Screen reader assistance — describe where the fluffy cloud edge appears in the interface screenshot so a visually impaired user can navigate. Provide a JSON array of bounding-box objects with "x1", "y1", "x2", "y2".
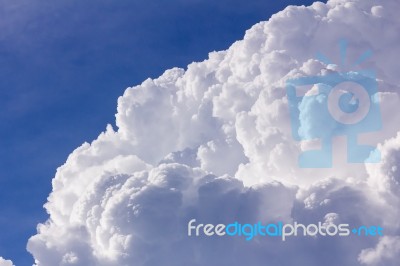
[
  {"x1": 0, "y1": 257, "x2": 14, "y2": 266},
  {"x1": 26, "y1": 0, "x2": 400, "y2": 265}
]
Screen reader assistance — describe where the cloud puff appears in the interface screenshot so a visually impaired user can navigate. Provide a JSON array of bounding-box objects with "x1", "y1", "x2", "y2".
[
  {"x1": 358, "y1": 236, "x2": 400, "y2": 266},
  {"x1": 0, "y1": 257, "x2": 14, "y2": 266},
  {"x1": 28, "y1": 0, "x2": 400, "y2": 265}
]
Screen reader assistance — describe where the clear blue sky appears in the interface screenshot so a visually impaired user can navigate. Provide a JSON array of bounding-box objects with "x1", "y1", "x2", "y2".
[{"x1": 0, "y1": 0, "x2": 317, "y2": 264}]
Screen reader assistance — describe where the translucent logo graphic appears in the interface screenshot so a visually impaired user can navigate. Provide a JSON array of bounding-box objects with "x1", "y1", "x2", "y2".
[{"x1": 286, "y1": 40, "x2": 381, "y2": 168}]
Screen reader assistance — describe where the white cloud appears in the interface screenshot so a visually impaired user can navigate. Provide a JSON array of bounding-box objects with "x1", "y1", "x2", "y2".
[
  {"x1": 28, "y1": 0, "x2": 400, "y2": 265},
  {"x1": 0, "y1": 257, "x2": 14, "y2": 266},
  {"x1": 358, "y1": 236, "x2": 400, "y2": 266}
]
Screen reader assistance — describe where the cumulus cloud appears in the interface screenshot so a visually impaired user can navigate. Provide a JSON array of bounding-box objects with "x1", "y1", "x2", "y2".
[
  {"x1": 28, "y1": 0, "x2": 400, "y2": 265},
  {"x1": 358, "y1": 236, "x2": 400, "y2": 266},
  {"x1": 0, "y1": 257, "x2": 14, "y2": 266}
]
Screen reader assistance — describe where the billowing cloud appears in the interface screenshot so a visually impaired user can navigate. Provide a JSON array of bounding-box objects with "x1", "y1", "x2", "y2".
[{"x1": 28, "y1": 0, "x2": 400, "y2": 265}]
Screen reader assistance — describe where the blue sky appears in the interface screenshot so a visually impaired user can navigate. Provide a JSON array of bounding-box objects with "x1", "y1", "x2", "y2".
[{"x1": 0, "y1": 0, "x2": 318, "y2": 264}]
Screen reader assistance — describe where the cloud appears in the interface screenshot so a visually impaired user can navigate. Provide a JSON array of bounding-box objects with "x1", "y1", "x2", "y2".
[
  {"x1": 28, "y1": 0, "x2": 400, "y2": 265},
  {"x1": 358, "y1": 236, "x2": 400, "y2": 266},
  {"x1": 0, "y1": 257, "x2": 14, "y2": 266}
]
